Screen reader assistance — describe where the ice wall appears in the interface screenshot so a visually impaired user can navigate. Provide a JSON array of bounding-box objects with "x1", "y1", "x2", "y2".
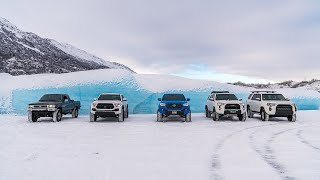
[{"x1": 1, "y1": 69, "x2": 320, "y2": 115}]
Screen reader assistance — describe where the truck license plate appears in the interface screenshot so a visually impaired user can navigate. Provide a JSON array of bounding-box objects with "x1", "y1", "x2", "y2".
[
  {"x1": 230, "y1": 110, "x2": 236, "y2": 113},
  {"x1": 171, "y1": 111, "x2": 177, "y2": 115}
]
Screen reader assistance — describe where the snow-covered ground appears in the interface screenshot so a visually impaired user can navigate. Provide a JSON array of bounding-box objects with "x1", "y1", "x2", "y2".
[{"x1": 1, "y1": 111, "x2": 319, "y2": 180}]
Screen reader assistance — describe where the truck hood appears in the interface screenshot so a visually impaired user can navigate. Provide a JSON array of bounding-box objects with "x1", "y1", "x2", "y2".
[
  {"x1": 161, "y1": 100, "x2": 188, "y2": 104},
  {"x1": 29, "y1": 102, "x2": 62, "y2": 106},
  {"x1": 216, "y1": 100, "x2": 243, "y2": 104},
  {"x1": 262, "y1": 100, "x2": 295, "y2": 105},
  {"x1": 93, "y1": 100, "x2": 122, "y2": 104}
]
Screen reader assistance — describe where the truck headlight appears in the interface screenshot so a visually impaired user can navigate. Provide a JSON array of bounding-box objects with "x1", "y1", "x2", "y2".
[
  {"x1": 47, "y1": 105, "x2": 56, "y2": 108},
  {"x1": 160, "y1": 103, "x2": 166, "y2": 106},
  {"x1": 114, "y1": 103, "x2": 122, "y2": 107},
  {"x1": 217, "y1": 103, "x2": 225, "y2": 106},
  {"x1": 29, "y1": 105, "x2": 34, "y2": 108},
  {"x1": 92, "y1": 103, "x2": 98, "y2": 108},
  {"x1": 183, "y1": 103, "x2": 189, "y2": 107}
]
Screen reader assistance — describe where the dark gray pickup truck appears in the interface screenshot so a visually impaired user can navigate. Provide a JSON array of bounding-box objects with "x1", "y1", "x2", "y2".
[{"x1": 28, "y1": 94, "x2": 81, "y2": 122}]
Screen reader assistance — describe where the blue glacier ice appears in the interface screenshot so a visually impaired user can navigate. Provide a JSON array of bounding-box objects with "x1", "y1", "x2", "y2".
[{"x1": 11, "y1": 82, "x2": 320, "y2": 115}]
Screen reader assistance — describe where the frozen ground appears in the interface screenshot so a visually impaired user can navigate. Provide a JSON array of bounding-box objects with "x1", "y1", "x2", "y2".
[{"x1": 0, "y1": 111, "x2": 320, "y2": 180}]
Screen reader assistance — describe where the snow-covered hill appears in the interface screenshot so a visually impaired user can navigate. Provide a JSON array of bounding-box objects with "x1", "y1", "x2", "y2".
[
  {"x1": 0, "y1": 17, "x2": 133, "y2": 75},
  {"x1": 230, "y1": 79, "x2": 320, "y2": 92}
]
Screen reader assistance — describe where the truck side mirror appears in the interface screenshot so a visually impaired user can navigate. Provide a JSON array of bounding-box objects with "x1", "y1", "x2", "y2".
[
  {"x1": 158, "y1": 98, "x2": 162, "y2": 101},
  {"x1": 123, "y1": 98, "x2": 127, "y2": 101},
  {"x1": 239, "y1": 98, "x2": 242, "y2": 101},
  {"x1": 209, "y1": 98, "x2": 214, "y2": 101},
  {"x1": 285, "y1": 98, "x2": 290, "y2": 101},
  {"x1": 93, "y1": 98, "x2": 97, "y2": 101},
  {"x1": 186, "y1": 98, "x2": 190, "y2": 101}
]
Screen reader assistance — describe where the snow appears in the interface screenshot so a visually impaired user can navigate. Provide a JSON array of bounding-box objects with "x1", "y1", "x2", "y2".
[
  {"x1": 1, "y1": 69, "x2": 320, "y2": 115},
  {"x1": 0, "y1": 111, "x2": 320, "y2": 180},
  {"x1": 50, "y1": 40, "x2": 119, "y2": 68},
  {"x1": 15, "y1": 41, "x2": 43, "y2": 54}
]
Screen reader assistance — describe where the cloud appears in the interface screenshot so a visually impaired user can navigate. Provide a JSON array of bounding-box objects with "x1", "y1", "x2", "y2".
[{"x1": 1, "y1": 0, "x2": 320, "y2": 81}]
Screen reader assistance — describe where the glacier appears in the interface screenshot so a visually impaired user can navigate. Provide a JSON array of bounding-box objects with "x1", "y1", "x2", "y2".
[{"x1": 1, "y1": 69, "x2": 320, "y2": 115}]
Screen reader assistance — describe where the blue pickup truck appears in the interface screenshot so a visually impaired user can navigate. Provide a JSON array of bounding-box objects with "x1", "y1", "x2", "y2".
[{"x1": 157, "y1": 94, "x2": 191, "y2": 122}]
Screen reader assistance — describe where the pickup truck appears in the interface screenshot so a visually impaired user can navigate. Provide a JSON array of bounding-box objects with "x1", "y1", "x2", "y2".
[
  {"x1": 28, "y1": 94, "x2": 81, "y2": 122},
  {"x1": 157, "y1": 94, "x2": 191, "y2": 122},
  {"x1": 90, "y1": 93, "x2": 129, "y2": 122}
]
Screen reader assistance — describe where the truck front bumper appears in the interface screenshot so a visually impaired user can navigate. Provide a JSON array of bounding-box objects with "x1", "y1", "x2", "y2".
[
  {"x1": 159, "y1": 108, "x2": 190, "y2": 116},
  {"x1": 91, "y1": 107, "x2": 122, "y2": 117}
]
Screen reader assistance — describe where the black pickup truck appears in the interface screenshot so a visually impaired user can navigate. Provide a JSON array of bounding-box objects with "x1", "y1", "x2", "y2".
[{"x1": 28, "y1": 94, "x2": 81, "y2": 122}]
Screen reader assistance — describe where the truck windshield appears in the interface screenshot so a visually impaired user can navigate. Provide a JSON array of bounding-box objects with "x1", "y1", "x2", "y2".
[
  {"x1": 98, "y1": 94, "x2": 121, "y2": 101},
  {"x1": 262, "y1": 94, "x2": 286, "y2": 101},
  {"x1": 162, "y1": 94, "x2": 186, "y2": 101},
  {"x1": 216, "y1": 94, "x2": 238, "y2": 100},
  {"x1": 39, "y1": 94, "x2": 63, "y2": 102}
]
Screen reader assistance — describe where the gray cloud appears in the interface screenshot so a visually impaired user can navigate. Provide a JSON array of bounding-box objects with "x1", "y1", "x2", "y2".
[{"x1": 1, "y1": 0, "x2": 320, "y2": 81}]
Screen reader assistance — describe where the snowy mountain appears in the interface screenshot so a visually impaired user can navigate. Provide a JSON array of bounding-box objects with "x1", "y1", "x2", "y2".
[
  {"x1": 0, "y1": 17, "x2": 134, "y2": 75},
  {"x1": 229, "y1": 79, "x2": 320, "y2": 92}
]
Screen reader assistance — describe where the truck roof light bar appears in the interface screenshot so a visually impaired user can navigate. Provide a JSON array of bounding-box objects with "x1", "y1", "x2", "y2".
[
  {"x1": 250, "y1": 90, "x2": 276, "y2": 93},
  {"x1": 211, "y1": 91, "x2": 230, "y2": 94}
]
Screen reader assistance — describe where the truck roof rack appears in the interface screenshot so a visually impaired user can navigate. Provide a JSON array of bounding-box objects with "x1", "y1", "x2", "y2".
[
  {"x1": 250, "y1": 90, "x2": 276, "y2": 93},
  {"x1": 211, "y1": 91, "x2": 230, "y2": 94}
]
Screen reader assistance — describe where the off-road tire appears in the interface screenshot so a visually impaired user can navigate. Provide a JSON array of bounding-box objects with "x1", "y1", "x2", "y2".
[
  {"x1": 185, "y1": 111, "x2": 192, "y2": 122},
  {"x1": 118, "y1": 109, "x2": 124, "y2": 122},
  {"x1": 261, "y1": 109, "x2": 269, "y2": 121},
  {"x1": 53, "y1": 109, "x2": 62, "y2": 122},
  {"x1": 288, "y1": 114, "x2": 297, "y2": 122},
  {"x1": 157, "y1": 111, "x2": 163, "y2": 122},
  {"x1": 90, "y1": 113, "x2": 97, "y2": 122},
  {"x1": 72, "y1": 107, "x2": 79, "y2": 118},
  {"x1": 28, "y1": 112, "x2": 38, "y2": 122}
]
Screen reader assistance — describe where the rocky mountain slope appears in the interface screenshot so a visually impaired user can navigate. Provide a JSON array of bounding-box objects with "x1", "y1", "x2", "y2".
[{"x1": 0, "y1": 17, "x2": 133, "y2": 75}]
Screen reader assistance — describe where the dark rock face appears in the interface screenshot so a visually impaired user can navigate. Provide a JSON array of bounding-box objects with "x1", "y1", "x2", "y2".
[{"x1": 0, "y1": 17, "x2": 133, "y2": 76}]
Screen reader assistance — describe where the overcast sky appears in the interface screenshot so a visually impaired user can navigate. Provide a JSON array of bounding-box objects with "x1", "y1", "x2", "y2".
[{"x1": 1, "y1": 0, "x2": 320, "y2": 83}]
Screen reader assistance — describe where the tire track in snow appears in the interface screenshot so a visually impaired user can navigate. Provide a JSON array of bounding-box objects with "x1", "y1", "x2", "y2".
[
  {"x1": 211, "y1": 123, "x2": 277, "y2": 180},
  {"x1": 296, "y1": 129, "x2": 320, "y2": 151},
  {"x1": 249, "y1": 125, "x2": 310, "y2": 180}
]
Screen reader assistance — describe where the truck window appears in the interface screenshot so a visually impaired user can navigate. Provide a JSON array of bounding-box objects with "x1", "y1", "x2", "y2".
[
  {"x1": 39, "y1": 94, "x2": 63, "y2": 102},
  {"x1": 162, "y1": 94, "x2": 186, "y2": 101},
  {"x1": 248, "y1": 94, "x2": 253, "y2": 99},
  {"x1": 98, "y1": 94, "x2": 121, "y2": 101}
]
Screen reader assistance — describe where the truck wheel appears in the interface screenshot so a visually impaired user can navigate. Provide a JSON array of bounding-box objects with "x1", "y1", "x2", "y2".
[
  {"x1": 90, "y1": 113, "x2": 97, "y2": 122},
  {"x1": 28, "y1": 112, "x2": 38, "y2": 122},
  {"x1": 288, "y1": 114, "x2": 296, "y2": 122},
  {"x1": 118, "y1": 109, "x2": 124, "y2": 122},
  {"x1": 238, "y1": 113, "x2": 247, "y2": 121},
  {"x1": 205, "y1": 107, "x2": 211, "y2": 118},
  {"x1": 157, "y1": 111, "x2": 163, "y2": 122},
  {"x1": 125, "y1": 106, "x2": 129, "y2": 118},
  {"x1": 185, "y1": 111, "x2": 192, "y2": 122},
  {"x1": 247, "y1": 106, "x2": 254, "y2": 118},
  {"x1": 261, "y1": 109, "x2": 269, "y2": 121},
  {"x1": 72, "y1": 107, "x2": 79, "y2": 118},
  {"x1": 213, "y1": 112, "x2": 219, "y2": 121},
  {"x1": 53, "y1": 109, "x2": 62, "y2": 122}
]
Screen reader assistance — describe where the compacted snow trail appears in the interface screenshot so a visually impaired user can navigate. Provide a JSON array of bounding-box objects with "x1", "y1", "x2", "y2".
[{"x1": 0, "y1": 111, "x2": 320, "y2": 180}]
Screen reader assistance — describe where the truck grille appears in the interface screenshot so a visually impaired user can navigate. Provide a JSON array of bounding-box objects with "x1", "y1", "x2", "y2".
[
  {"x1": 166, "y1": 103, "x2": 183, "y2": 109},
  {"x1": 225, "y1": 104, "x2": 240, "y2": 109},
  {"x1": 97, "y1": 103, "x2": 114, "y2": 109},
  {"x1": 33, "y1": 105, "x2": 47, "y2": 110},
  {"x1": 276, "y1": 105, "x2": 292, "y2": 111}
]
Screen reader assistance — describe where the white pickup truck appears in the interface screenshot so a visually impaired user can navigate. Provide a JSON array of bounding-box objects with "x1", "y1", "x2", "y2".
[
  {"x1": 90, "y1": 93, "x2": 129, "y2": 122},
  {"x1": 205, "y1": 91, "x2": 246, "y2": 121},
  {"x1": 246, "y1": 91, "x2": 297, "y2": 122}
]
